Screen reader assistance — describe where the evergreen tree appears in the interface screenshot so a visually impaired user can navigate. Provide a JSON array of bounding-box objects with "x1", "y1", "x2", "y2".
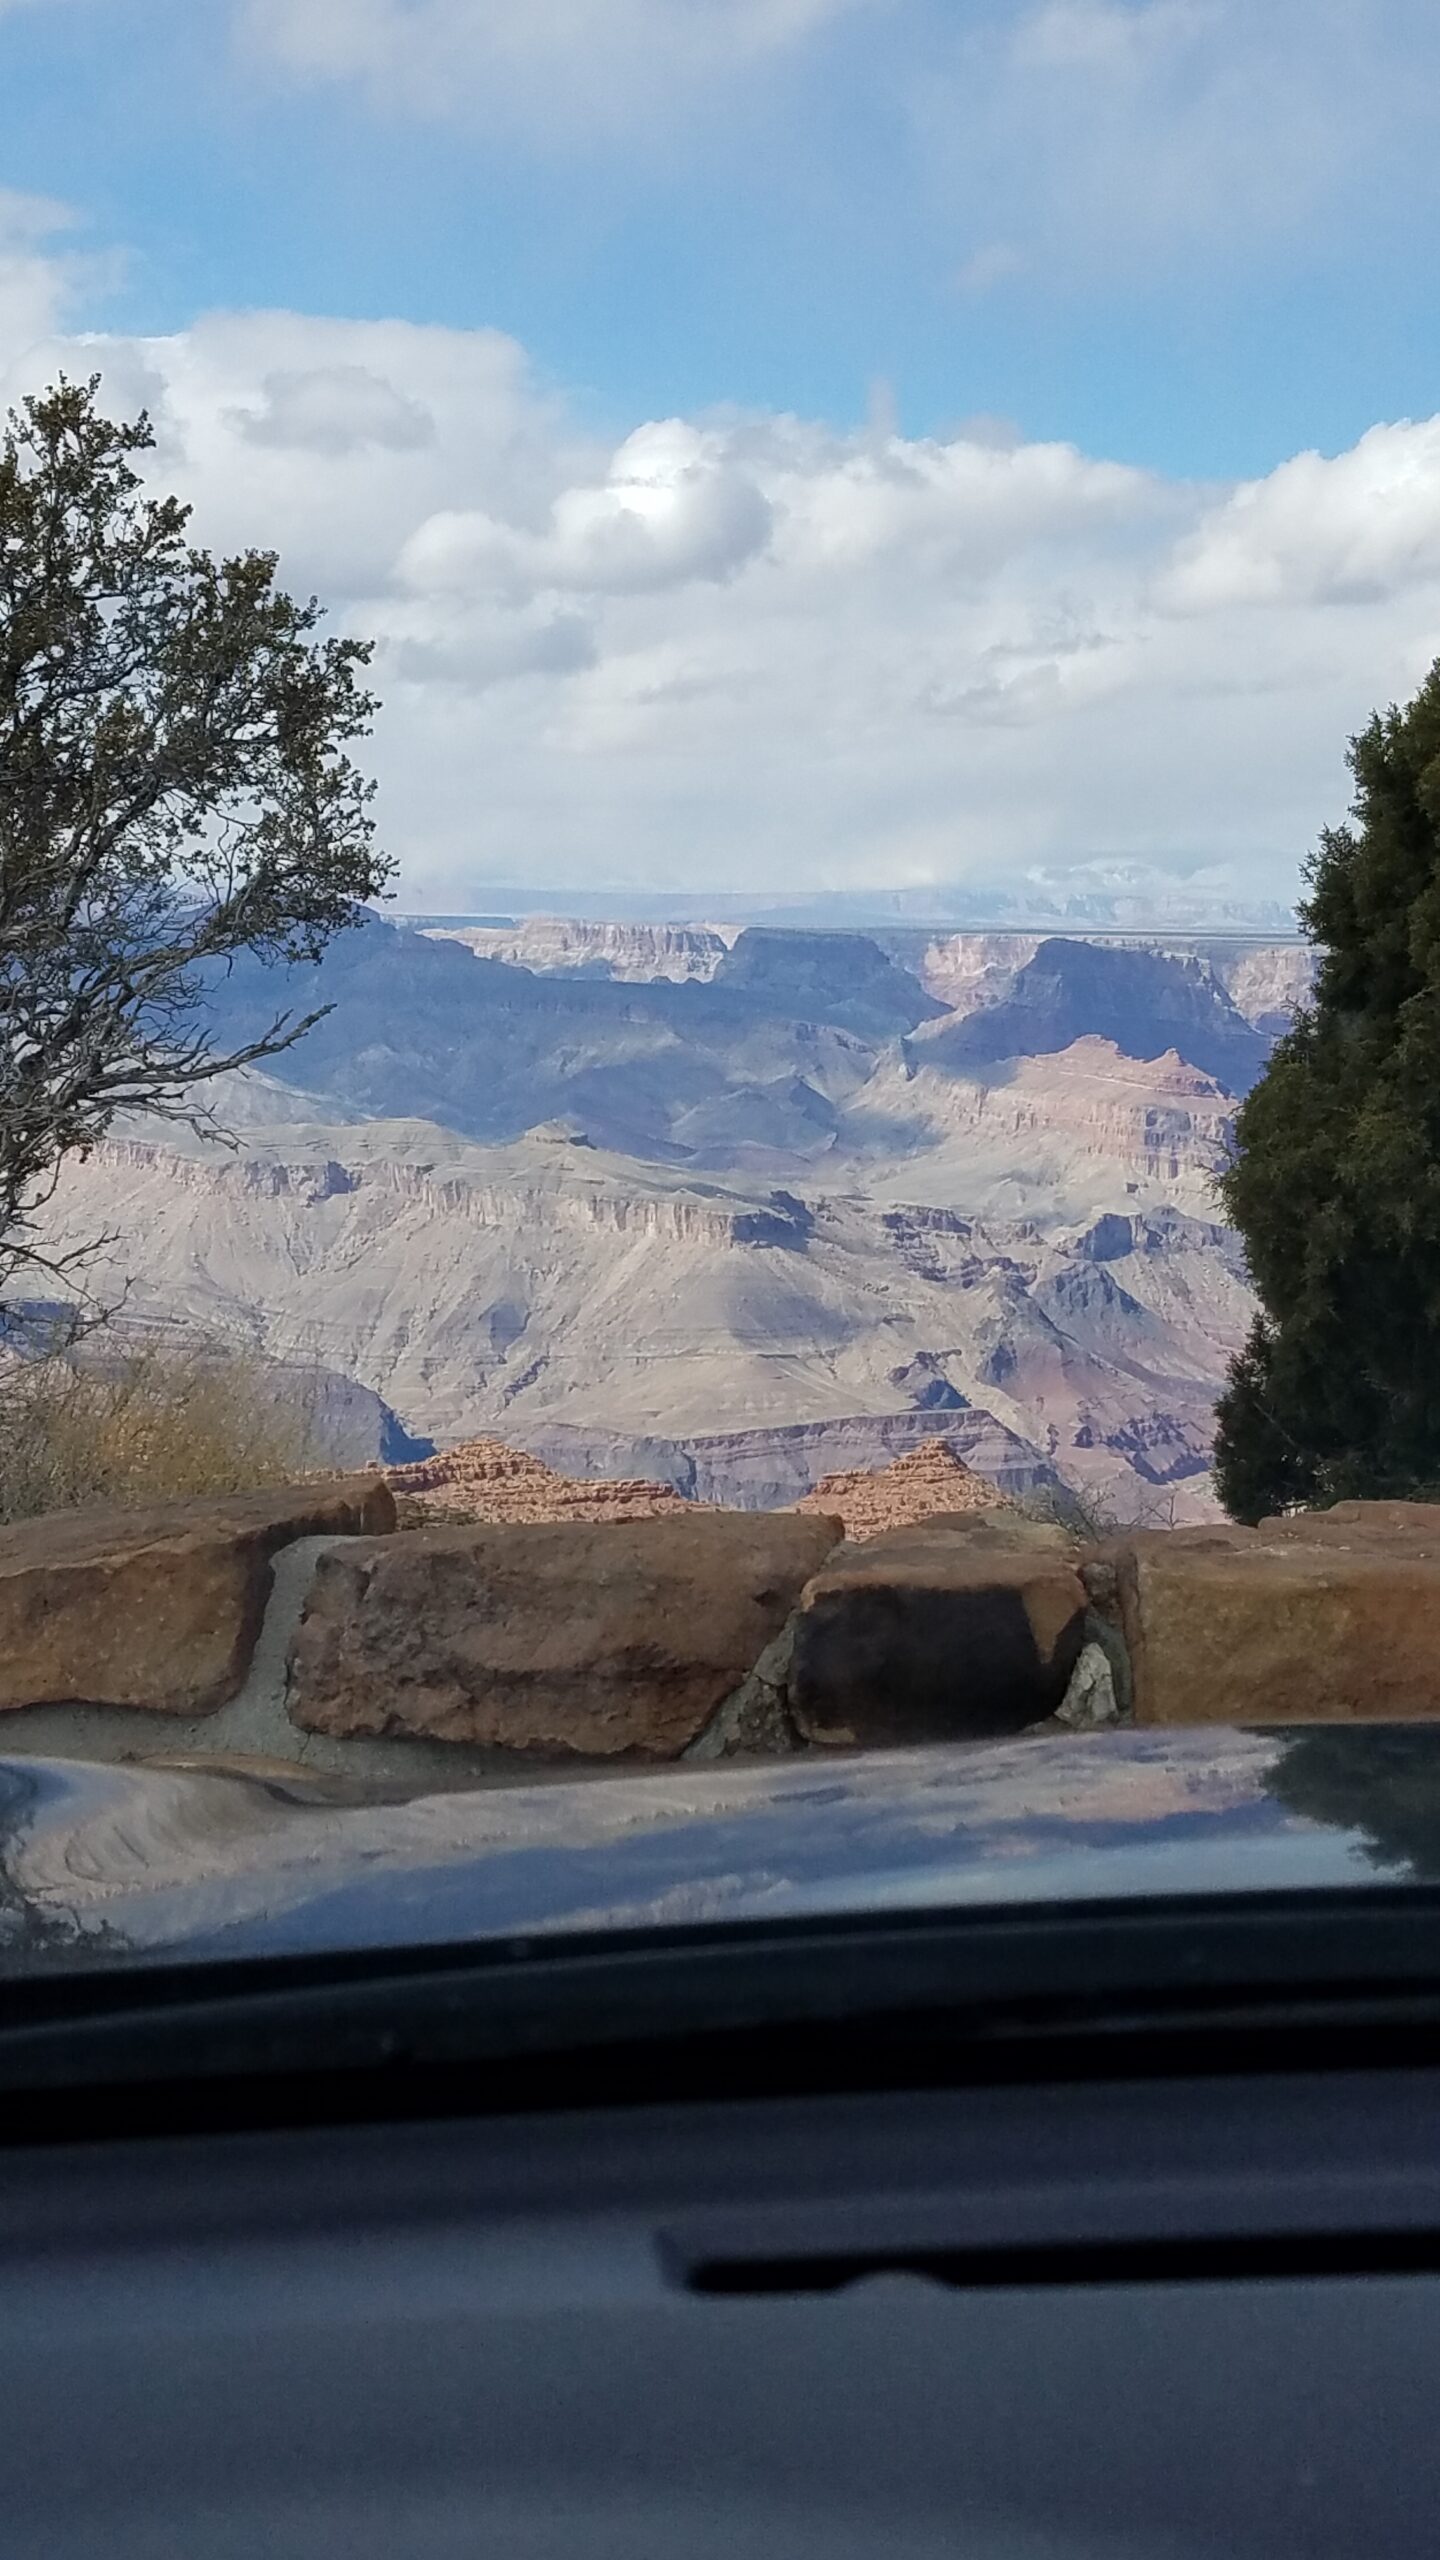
[
  {"x1": 1215, "y1": 660, "x2": 1440, "y2": 1519},
  {"x1": 1, "y1": 378, "x2": 390, "y2": 1299}
]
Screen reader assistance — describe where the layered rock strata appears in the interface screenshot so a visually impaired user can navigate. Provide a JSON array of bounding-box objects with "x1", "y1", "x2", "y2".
[
  {"x1": 792, "y1": 1439, "x2": 1016, "y2": 1538},
  {"x1": 385, "y1": 1436, "x2": 689, "y2": 1523}
]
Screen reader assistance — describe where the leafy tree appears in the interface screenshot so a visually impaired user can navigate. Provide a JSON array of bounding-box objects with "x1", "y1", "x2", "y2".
[
  {"x1": 0, "y1": 377, "x2": 391, "y2": 1300},
  {"x1": 1215, "y1": 660, "x2": 1440, "y2": 1519}
]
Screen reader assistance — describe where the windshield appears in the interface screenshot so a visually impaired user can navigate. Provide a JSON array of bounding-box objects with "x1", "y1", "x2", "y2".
[{"x1": 4, "y1": 0, "x2": 1440, "y2": 1990}]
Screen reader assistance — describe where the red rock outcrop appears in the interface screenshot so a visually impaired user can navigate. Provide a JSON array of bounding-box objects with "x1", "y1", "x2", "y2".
[
  {"x1": 384, "y1": 1435, "x2": 691, "y2": 1524},
  {"x1": 792, "y1": 1438, "x2": 1016, "y2": 1540}
]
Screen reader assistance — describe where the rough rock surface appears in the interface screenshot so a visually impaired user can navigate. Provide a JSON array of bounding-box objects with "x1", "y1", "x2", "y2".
[
  {"x1": 0, "y1": 1477, "x2": 395, "y2": 1718},
  {"x1": 1263, "y1": 1499, "x2": 1440, "y2": 1546},
  {"x1": 789, "y1": 1514, "x2": 1088, "y2": 1748},
  {"x1": 1110, "y1": 1504, "x2": 1440, "y2": 1725},
  {"x1": 385, "y1": 1435, "x2": 690, "y2": 1523},
  {"x1": 875, "y1": 931, "x2": 1310, "y2": 1042},
  {"x1": 288, "y1": 1511, "x2": 844, "y2": 1758},
  {"x1": 792, "y1": 1439, "x2": 1015, "y2": 1539}
]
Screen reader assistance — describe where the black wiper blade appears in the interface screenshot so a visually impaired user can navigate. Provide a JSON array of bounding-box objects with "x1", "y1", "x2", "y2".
[{"x1": 1, "y1": 1887, "x2": 1440, "y2": 2113}]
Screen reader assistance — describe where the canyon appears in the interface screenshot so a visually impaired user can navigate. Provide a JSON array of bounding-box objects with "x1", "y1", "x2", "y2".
[
  {"x1": 8, "y1": 909, "x2": 1305, "y2": 1523},
  {"x1": 416, "y1": 910, "x2": 1313, "y2": 1040}
]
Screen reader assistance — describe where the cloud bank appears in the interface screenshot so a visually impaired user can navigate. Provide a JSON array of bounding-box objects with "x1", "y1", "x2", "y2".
[{"x1": 4, "y1": 279, "x2": 1439, "y2": 905}]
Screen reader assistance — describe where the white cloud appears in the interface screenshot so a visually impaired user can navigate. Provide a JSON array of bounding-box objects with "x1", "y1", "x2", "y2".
[
  {"x1": 242, "y1": 0, "x2": 877, "y2": 133},
  {"x1": 5, "y1": 307, "x2": 591, "y2": 600},
  {"x1": 388, "y1": 602, "x2": 598, "y2": 688},
  {"x1": 1162, "y1": 422, "x2": 1440, "y2": 610},
  {"x1": 398, "y1": 421, "x2": 774, "y2": 598},
  {"x1": 3, "y1": 271, "x2": 1439, "y2": 903}
]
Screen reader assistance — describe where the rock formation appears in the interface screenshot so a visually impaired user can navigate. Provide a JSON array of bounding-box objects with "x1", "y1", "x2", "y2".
[
  {"x1": 28, "y1": 1119, "x2": 1248, "y2": 1524},
  {"x1": 425, "y1": 917, "x2": 730, "y2": 983},
  {"x1": 788, "y1": 1513, "x2": 1086, "y2": 1746},
  {"x1": 876, "y1": 930, "x2": 1314, "y2": 1048},
  {"x1": 921, "y1": 938, "x2": 1268, "y2": 1093},
  {"x1": 384, "y1": 1443, "x2": 686, "y2": 1515},
  {"x1": 1096, "y1": 1500, "x2": 1440, "y2": 1727},
  {"x1": 710, "y1": 927, "x2": 946, "y2": 1037},
  {"x1": 384, "y1": 1435, "x2": 689, "y2": 1524},
  {"x1": 792, "y1": 1438, "x2": 1014, "y2": 1539},
  {"x1": 1209, "y1": 942, "x2": 1317, "y2": 1037},
  {"x1": 523, "y1": 1407, "x2": 1053, "y2": 1511},
  {"x1": 15, "y1": 911, "x2": 1289, "y2": 1528},
  {"x1": 850, "y1": 1034, "x2": 1236, "y2": 1199},
  {"x1": 872, "y1": 931, "x2": 1042, "y2": 1012}
]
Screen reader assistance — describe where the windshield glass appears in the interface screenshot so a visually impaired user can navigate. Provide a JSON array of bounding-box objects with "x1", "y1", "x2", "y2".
[{"x1": 4, "y1": 0, "x2": 1440, "y2": 1986}]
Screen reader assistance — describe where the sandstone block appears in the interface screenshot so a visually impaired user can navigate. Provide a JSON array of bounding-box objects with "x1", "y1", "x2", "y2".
[
  {"x1": 287, "y1": 1511, "x2": 843, "y2": 1758},
  {"x1": 1110, "y1": 1509, "x2": 1440, "y2": 1724},
  {"x1": 788, "y1": 1517, "x2": 1088, "y2": 1747},
  {"x1": 1262, "y1": 1500, "x2": 1440, "y2": 1550},
  {"x1": 0, "y1": 1477, "x2": 395, "y2": 1718}
]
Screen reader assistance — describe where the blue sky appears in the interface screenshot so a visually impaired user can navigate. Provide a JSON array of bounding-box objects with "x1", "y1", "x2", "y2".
[
  {"x1": 6, "y1": 0, "x2": 1439, "y2": 476},
  {"x1": 2, "y1": 0, "x2": 1440, "y2": 905}
]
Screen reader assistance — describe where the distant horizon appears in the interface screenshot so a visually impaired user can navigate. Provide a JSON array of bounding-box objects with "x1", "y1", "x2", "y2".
[{"x1": 389, "y1": 886, "x2": 1304, "y2": 938}]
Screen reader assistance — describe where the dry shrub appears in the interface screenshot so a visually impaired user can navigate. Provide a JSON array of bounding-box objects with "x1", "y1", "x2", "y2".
[
  {"x1": 0, "y1": 1340, "x2": 323, "y2": 1524},
  {"x1": 1017, "y1": 1479, "x2": 1187, "y2": 1541}
]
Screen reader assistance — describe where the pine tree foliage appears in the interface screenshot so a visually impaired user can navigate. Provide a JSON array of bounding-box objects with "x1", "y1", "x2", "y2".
[{"x1": 1215, "y1": 660, "x2": 1440, "y2": 1519}]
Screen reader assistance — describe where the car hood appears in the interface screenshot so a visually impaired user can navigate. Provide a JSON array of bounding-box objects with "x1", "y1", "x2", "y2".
[{"x1": 2, "y1": 1724, "x2": 1439, "y2": 1974}]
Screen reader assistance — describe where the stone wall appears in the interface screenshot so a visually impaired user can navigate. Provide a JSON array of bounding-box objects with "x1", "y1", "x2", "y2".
[{"x1": 3, "y1": 1488, "x2": 1440, "y2": 1779}]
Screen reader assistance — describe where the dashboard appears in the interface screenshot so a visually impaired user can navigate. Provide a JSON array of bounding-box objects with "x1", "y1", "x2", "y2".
[{"x1": 1, "y1": 2062, "x2": 1438, "y2": 2555}]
